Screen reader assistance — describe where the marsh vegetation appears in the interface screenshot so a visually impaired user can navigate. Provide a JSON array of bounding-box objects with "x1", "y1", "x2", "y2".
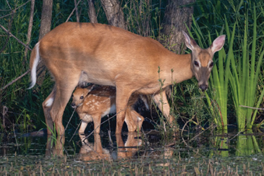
[{"x1": 1, "y1": 0, "x2": 264, "y2": 175}]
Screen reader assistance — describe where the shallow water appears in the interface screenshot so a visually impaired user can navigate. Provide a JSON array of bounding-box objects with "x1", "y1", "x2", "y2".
[{"x1": 1, "y1": 129, "x2": 264, "y2": 175}]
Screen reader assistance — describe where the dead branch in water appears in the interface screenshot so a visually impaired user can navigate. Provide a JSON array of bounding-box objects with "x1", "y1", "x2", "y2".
[{"x1": 240, "y1": 105, "x2": 264, "y2": 111}]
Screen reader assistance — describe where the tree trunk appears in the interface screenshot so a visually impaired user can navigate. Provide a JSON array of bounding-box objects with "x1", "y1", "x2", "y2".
[
  {"x1": 100, "y1": 0, "x2": 126, "y2": 29},
  {"x1": 87, "y1": 0, "x2": 98, "y2": 23},
  {"x1": 141, "y1": 0, "x2": 150, "y2": 36},
  {"x1": 24, "y1": 0, "x2": 35, "y2": 59},
  {"x1": 38, "y1": 0, "x2": 53, "y2": 40},
  {"x1": 160, "y1": 0, "x2": 195, "y2": 54},
  {"x1": 74, "y1": 0, "x2": 80, "y2": 22},
  {"x1": 37, "y1": 0, "x2": 53, "y2": 86}
]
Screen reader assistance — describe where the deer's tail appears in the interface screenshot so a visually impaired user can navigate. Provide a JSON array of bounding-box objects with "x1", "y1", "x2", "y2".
[{"x1": 28, "y1": 42, "x2": 40, "y2": 89}]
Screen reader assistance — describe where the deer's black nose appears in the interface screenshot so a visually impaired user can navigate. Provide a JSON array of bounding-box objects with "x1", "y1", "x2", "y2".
[
  {"x1": 71, "y1": 103, "x2": 76, "y2": 108},
  {"x1": 199, "y1": 85, "x2": 208, "y2": 92}
]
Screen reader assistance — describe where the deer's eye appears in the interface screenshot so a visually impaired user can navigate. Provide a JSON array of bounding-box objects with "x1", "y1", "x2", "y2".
[
  {"x1": 80, "y1": 96, "x2": 84, "y2": 99},
  {"x1": 209, "y1": 62, "x2": 214, "y2": 68},
  {"x1": 194, "y1": 61, "x2": 199, "y2": 67}
]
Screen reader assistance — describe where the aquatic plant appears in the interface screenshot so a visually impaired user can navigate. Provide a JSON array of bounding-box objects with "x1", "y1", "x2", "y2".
[
  {"x1": 186, "y1": 19, "x2": 234, "y2": 130},
  {"x1": 191, "y1": 0, "x2": 264, "y2": 130},
  {"x1": 228, "y1": 5, "x2": 264, "y2": 129}
]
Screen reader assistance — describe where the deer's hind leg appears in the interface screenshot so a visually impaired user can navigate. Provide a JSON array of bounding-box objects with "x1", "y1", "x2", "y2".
[
  {"x1": 152, "y1": 90, "x2": 174, "y2": 124},
  {"x1": 131, "y1": 110, "x2": 144, "y2": 132},
  {"x1": 124, "y1": 108, "x2": 137, "y2": 132},
  {"x1": 125, "y1": 94, "x2": 144, "y2": 132},
  {"x1": 42, "y1": 87, "x2": 56, "y2": 135},
  {"x1": 49, "y1": 75, "x2": 80, "y2": 135}
]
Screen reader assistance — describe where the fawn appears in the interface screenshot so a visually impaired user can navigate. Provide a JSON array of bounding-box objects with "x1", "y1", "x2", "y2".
[{"x1": 71, "y1": 85, "x2": 145, "y2": 135}]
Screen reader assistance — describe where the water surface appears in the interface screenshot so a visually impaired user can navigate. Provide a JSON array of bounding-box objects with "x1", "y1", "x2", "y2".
[{"x1": 0, "y1": 129, "x2": 264, "y2": 175}]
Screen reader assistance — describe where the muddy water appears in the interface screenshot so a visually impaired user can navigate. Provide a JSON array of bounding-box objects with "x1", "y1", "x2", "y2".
[{"x1": 0, "y1": 129, "x2": 264, "y2": 175}]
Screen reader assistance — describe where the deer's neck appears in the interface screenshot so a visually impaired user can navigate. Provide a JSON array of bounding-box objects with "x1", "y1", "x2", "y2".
[{"x1": 160, "y1": 53, "x2": 193, "y2": 86}]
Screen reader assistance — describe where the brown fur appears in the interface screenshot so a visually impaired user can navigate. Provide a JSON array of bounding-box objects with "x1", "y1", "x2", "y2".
[
  {"x1": 72, "y1": 85, "x2": 144, "y2": 134},
  {"x1": 30, "y1": 22, "x2": 225, "y2": 135},
  {"x1": 198, "y1": 50, "x2": 212, "y2": 67}
]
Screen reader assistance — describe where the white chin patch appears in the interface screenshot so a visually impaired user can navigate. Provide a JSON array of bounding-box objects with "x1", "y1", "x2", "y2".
[{"x1": 45, "y1": 97, "x2": 54, "y2": 107}]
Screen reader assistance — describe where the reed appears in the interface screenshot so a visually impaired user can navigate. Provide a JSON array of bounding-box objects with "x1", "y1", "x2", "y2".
[
  {"x1": 229, "y1": 5, "x2": 264, "y2": 129},
  {"x1": 187, "y1": 18, "x2": 235, "y2": 130},
  {"x1": 192, "y1": 0, "x2": 264, "y2": 130}
]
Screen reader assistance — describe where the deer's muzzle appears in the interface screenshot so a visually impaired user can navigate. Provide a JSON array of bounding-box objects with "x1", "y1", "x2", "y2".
[
  {"x1": 199, "y1": 84, "x2": 208, "y2": 92},
  {"x1": 71, "y1": 103, "x2": 76, "y2": 108},
  {"x1": 197, "y1": 67, "x2": 210, "y2": 92}
]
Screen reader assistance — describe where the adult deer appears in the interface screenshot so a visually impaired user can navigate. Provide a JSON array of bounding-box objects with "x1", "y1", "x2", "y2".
[{"x1": 29, "y1": 22, "x2": 225, "y2": 135}]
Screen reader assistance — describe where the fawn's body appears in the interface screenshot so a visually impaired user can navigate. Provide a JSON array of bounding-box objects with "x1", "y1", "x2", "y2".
[{"x1": 71, "y1": 85, "x2": 144, "y2": 135}]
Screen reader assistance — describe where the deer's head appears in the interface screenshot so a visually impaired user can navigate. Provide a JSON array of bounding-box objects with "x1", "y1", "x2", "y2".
[
  {"x1": 71, "y1": 86, "x2": 93, "y2": 108},
  {"x1": 182, "y1": 31, "x2": 226, "y2": 91}
]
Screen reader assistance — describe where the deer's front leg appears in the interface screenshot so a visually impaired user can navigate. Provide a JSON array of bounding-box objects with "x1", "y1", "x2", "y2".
[
  {"x1": 152, "y1": 90, "x2": 174, "y2": 124},
  {"x1": 115, "y1": 84, "x2": 135, "y2": 134}
]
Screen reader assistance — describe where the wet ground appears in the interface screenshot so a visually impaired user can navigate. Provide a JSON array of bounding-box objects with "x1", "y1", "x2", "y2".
[{"x1": 1, "y1": 128, "x2": 264, "y2": 175}]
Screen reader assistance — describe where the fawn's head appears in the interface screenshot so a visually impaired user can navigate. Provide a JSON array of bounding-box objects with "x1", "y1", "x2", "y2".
[
  {"x1": 71, "y1": 86, "x2": 93, "y2": 108},
  {"x1": 182, "y1": 31, "x2": 226, "y2": 91}
]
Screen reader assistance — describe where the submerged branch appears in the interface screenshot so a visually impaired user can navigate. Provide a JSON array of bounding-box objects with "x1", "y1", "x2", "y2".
[{"x1": 239, "y1": 105, "x2": 264, "y2": 111}]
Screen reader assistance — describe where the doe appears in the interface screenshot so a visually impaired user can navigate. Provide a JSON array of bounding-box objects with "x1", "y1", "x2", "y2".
[{"x1": 28, "y1": 22, "x2": 225, "y2": 135}]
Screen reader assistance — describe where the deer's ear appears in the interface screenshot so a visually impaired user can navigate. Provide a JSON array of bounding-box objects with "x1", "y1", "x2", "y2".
[
  {"x1": 182, "y1": 31, "x2": 197, "y2": 50},
  {"x1": 210, "y1": 35, "x2": 226, "y2": 54}
]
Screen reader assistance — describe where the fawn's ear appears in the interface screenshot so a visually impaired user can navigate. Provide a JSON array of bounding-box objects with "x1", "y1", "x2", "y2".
[
  {"x1": 182, "y1": 31, "x2": 198, "y2": 51},
  {"x1": 210, "y1": 35, "x2": 226, "y2": 54}
]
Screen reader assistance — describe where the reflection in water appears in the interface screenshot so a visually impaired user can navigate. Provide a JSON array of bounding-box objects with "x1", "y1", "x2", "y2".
[
  {"x1": 79, "y1": 133, "x2": 111, "y2": 161},
  {"x1": 235, "y1": 130, "x2": 261, "y2": 156},
  {"x1": 116, "y1": 133, "x2": 142, "y2": 159},
  {"x1": 2, "y1": 130, "x2": 264, "y2": 175},
  {"x1": 211, "y1": 129, "x2": 229, "y2": 157},
  {"x1": 210, "y1": 130, "x2": 262, "y2": 157},
  {"x1": 0, "y1": 130, "x2": 264, "y2": 159},
  {"x1": 78, "y1": 132, "x2": 142, "y2": 162}
]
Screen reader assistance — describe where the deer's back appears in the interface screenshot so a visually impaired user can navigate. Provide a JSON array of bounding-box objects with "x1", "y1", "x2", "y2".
[{"x1": 38, "y1": 22, "x2": 172, "y2": 87}]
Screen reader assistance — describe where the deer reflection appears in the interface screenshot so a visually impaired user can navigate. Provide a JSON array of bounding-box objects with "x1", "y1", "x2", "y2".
[
  {"x1": 115, "y1": 133, "x2": 142, "y2": 159},
  {"x1": 79, "y1": 133, "x2": 111, "y2": 161},
  {"x1": 79, "y1": 132, "x2": 142, "y2": 162}
]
